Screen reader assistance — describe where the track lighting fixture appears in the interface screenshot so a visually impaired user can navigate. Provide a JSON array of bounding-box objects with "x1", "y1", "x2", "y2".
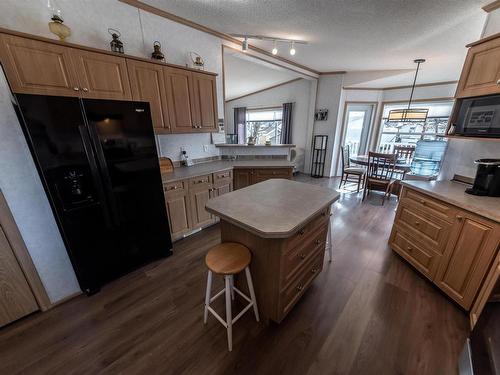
[
  {"x1": 230, "y1": 34, "x2": 307, "y2": 56},
  {"x1": 272, "y1": 40, "x2": 278, "y2": 55},
  {"x1": 242, "y1": 37, "x2": 249, "y2": 52},
  {"x1": 289, "y1": 41, "x2": 296, "y2": 56}
]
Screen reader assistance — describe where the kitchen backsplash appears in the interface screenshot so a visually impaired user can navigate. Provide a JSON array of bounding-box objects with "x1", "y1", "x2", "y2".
[{"x1": 156, "y1": 133, "x2": 220, "y2": 162}]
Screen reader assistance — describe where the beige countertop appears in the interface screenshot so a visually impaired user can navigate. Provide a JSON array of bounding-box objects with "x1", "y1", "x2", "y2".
[
  {"x1": 402, "y1": 180, "x2": 500, "y2": 223},
  {"x1": 205, "y1": 179, "x2": 340, "y2": 238},
  {"x1": 162, "y1": 160, "x2": 295, "y2": 183},
  {"x1": 215, "y1": 144, "x2": 296, "y2": 148}
]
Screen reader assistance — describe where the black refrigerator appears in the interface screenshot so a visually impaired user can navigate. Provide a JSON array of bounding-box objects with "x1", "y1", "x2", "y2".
[{"x1": 14, "y1": 94, "x2": 172, "y2": 294}]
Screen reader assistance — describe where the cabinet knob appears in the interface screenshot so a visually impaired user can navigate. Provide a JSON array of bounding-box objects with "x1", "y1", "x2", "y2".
[
  {"x1": 296, "y1": 285, "x2": 304, "y2": 292},
  {"x1": 497, "y1": 79, "x2": 500, "y2": 85},
  {"x1": 73, "y1": 87, "x2": 80, "y2": 91},
  {"x1": 407, "y1": 246, "x2": 412, "y2": 251},
  {"x1": 299, "y1": 253, "x2": 306, "y2": 260},
  {"x1": 457, "y1": 215, "x2": 464, "y2": 221},
  {"x1": 299, "y1": 229, "x2": 305, "y2": 235},
  {"x1": 315, "y1": 239, "x2": 321, "y2": 245},
  {"x1": 415, "y1": 221, "x2": 420, "y2": 226},
  {"x1": 420, "y1": 199, "x2": 426, "y2": 205},
  {"x1": 311, "y1": 268, "x2": 319, "y2": 274},
  {"x1": 82, "y1": 87, "x2": 88, "y2": 92}
]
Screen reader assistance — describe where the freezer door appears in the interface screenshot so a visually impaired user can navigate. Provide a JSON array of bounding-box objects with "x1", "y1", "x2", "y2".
[
  {"x1": 14, "y1": 94, "x2": 116, "y2": 294},
  {"x1": 82, "y1": 99, "x2": 172, "y2": 276}
]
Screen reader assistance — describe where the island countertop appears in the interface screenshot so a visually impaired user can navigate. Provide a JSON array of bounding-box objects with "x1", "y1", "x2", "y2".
[
  {"x1": 401, "y1": 180, "x2": 500, "y2": 223},
  {"x1": 205, "y1": 179, "x2": 340, "y2": 238}
]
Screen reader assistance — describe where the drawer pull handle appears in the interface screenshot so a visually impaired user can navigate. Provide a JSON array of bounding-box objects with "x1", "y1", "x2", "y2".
[
  {"x1": 296, "y1": 285, "x2": 304, "y2": 292},
  {"x1": 420, "y1": 199, "x2": 426, "y2": 205},
  {"x1": 73, "y1": 87, "x2": 80, "y2": 91},
  {"x1": 315, "y1": 239, "x2": 321, "y2": 245},
  {"x1": 299, "y1": 229, "x2": 305, "y2": 235},
  {"x1": 457, "y1": 215, "x2": 464, "y2": 221},
  {"x1": 82, "y1": 87, "x2": 88, "y2": 92},
  {"x1": 311, "y1": 268, "x2": 319, "y2": 274},
  {"x1": 407, "y1": 246, "x2": 412, "y2": 251},
  {"x1": 415, "y1": 221, "x2": 420, "y2": 226},
  {"x1": 299, "y1": 253, "x2": 306, "y2": 260}
]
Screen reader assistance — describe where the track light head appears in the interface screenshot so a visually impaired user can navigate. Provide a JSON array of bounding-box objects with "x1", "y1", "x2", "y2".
[
  {"x1": 272, "y1": 40, "x2": 278, "y2": 55},
  {"x1": 289, "y1": 41, "x2": 296, "y2": 56},
  {"x1": 242, "y1": 37, "x2": 249, "y2": 52}
]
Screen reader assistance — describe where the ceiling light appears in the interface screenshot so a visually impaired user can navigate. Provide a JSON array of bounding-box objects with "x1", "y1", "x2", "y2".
[
  {"x1": 387, "y1": 59, "x2": 428, "y2": 123},
  {"x1": 272, "y1": 40, "x2": 278, "y2": 55},
  {"x1": 242, "y1": 37, "x2": 249, "y2": 52},
  {"x1": 289, "y1": 41, "x2": 296, "y2": 56}
]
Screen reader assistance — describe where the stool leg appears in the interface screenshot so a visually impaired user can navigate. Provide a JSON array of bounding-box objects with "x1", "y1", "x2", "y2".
[
  {"x1": 230, "y1": 275, "x2": 235, "y2": 300},
  {"x1": 224, "y1": 275, "x2": 233, "y2": 351},
  {"x1": 245, "y1": 267, "x2": 260, "y2": 322},
  {"x1": 204, "y1": 270, "x2": 212, "y2": 324}
]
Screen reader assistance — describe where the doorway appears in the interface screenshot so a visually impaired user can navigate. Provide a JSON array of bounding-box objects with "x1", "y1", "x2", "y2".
[{"x1": 341, "y1": 103, "x2": 375, "y2": 156}]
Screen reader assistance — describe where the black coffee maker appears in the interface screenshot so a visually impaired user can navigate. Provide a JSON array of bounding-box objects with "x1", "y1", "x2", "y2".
[{"x1": 465, "y1": 159, "x2": 500, "y2": 196}]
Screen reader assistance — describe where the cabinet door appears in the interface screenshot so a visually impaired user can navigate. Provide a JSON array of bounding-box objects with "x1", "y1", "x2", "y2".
[
  {"x1": 164, "y1": 181, "x2": 191, "y2": 240},
  {"x1": 71, "y1": 49, "x2": 132, "y2": 100},
  {"x1": 164, "y1": 67, "x2": 196, "y2": 133},
  {"x1": 0, "y1": 34, "x2": 80, "y2": 96},
  {"x1": 189, "y1": 187, "x2": 213, "y2": 228},
  {"x1": 435, "y1": 215, "x2": 500, "y2": 309},
  {"x1": 191, "y1": 72, "x2": 218, "y2": 131},
  {"x1": 456, "y1": 37, "x2": 500, "y2": 98},
  {"x1": 127, "y1": 60, "x2": 170, "y2": 132},
  {"x1": 233, "y1": 169, "x2": 252, "y2": 190},
  {"x1": 0, "y1": 225, "x2": 38, "y2": 328}
]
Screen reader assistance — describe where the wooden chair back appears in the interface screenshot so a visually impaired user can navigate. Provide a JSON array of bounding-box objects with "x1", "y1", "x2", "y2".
[
  {"x1": 341, "y1": 145, "x2": 351, "y2": 171},
  {"x1": 366, "y1": 152, "x2": 397, "y2": 181},
  {"x1": 394, "y1": 145, "x2": 415, "y2": 163}
]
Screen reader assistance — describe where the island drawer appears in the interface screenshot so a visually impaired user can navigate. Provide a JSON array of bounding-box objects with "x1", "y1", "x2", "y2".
[
  {"x1": 285, "y1": 207, "x2": 330, "y2": 250},
  {"x1": 401, "y1": 187, "x2": 457, "y2": 223},
  {"x1": 281, "y1": 223, "x2": 328, "y2": 289},
  {"x1": 213, "y1": 169, "x2": 232, "y2": 187},
  {"x1": 164, "y1": 180, "x2": 187, "y2": 194},
  {"x1": 390, "y1": 226, "x2": 441, "y2": 280},
  {"x1": 280, "y1": 250, "x2": 324, "y2": 318},
  {"x1": 394, "y1": 202, "x2": 452, "y2": 255},
  {"x1": 189, "y1": 174, "x2": 212, "y2": 188}
]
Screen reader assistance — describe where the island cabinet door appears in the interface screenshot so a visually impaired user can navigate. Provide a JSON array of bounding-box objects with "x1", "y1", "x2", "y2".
[
  {"x1": 188, "y1": 174, "x2": 213, "y2": 228},
  {"x1": 70, "y1": 49, "x2": 132, "y2": 100},
  {"x1": 233, "y1": 169, "x2": 252, "y2": 190},
  {"x1": 0, "y1": 34, "x2": 81, "y2": 97},
  {"x1": 164, "y1": 181, "x2": 192, "y2": 240},
  {"x1": 251, "y1": 168, "x2": 293, "y2": 184},
  {"x1": 456, "y1": 36, "x2": 500, "y2": 98},
  {"x1": 434, "y1": 214, "x2": 500, "y2": 310},
  {"x1": 127, "y1": 59, "x2": 170, "y2": 132}
]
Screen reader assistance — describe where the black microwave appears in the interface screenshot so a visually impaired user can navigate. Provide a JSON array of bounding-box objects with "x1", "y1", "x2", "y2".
[{"x1": 455, "y1": 94, "x2": 500, "y2": 137}]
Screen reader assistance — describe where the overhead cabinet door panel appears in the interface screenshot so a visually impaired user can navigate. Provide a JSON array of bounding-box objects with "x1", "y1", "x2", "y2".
[
  {"x1": 0, "y1": 34, "x2": 80, "y2": 96},
  {"x1": 71, "y1": 49, "x2": 132, "y2": 100},
  {"x1": 192, "y1": 73, "x2": 217, "y2": 131},
  {"x1": 164, "y1": 68, "x2": 195, "y2": 133}
]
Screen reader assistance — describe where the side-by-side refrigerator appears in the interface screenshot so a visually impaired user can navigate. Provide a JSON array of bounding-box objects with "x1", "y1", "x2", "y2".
[{"x1": 14, "y1": 94, "x2": 172, "y2": 294}]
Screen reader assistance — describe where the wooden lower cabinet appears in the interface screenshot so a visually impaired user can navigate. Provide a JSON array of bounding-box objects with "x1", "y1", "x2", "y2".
[
  {"x1": 233, "y1": 167, "x2": 293, "y2": 190},
  {"x1": 189, "y1": 174, "x2": 214, "y2": 229},
  {"x1": 390, "y1": 186, "x2": 500, "y2": 311},
  {"x1": 164, "y1": 180, "x2": 192, "y2": 240},
  {"x1": 233, "y1": 169, "x2": 252, "y2": 190}
]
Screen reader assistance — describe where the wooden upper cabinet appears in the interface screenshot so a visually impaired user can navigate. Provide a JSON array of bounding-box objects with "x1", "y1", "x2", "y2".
[
  {"x1": 127, "y1": 59, "x2": 170, "y2": 132},
  {"x1": 0, "y1": 34, "x2": 80, "y2": 96},
  {"x1": 191, "y1": 72, "x2": 218, "y2": 131},
  {"x1": 70, "y1": 49, "x2": 132, "y2": 100},
  {"x1": 163, "y1": 67, "x2": 196, "y2": 133},
  {"x1": 456, "y1": 35, "x2": 500, "y2": 98},
  {"x1": 435, "y1": 214, "x2": 500, "y2": 309}
]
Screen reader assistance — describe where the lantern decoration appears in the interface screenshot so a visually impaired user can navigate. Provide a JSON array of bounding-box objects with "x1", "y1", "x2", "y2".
[
  {"x1": 151, "y1": 41, "x2": 165, "y2": 61},
  {"x1": 47, "y1": 0, "x2": 71, "y2": 41},
  {"x1": 189, "y1": 52, "x2": 205, "y2": 70},
  {"x1": 108, "y1": 28, "x2": 124, "y2": 54}
]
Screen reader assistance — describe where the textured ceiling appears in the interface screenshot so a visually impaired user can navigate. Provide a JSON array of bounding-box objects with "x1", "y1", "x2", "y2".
[
  {"x1": 224, "y1": 49, "x2": 301, "y2": 100},
  {"x1": 143, "y1": 0, "x2": 488, "y2": 86}
]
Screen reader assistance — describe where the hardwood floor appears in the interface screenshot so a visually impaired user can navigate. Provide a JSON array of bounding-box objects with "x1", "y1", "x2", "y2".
[{"x1": 0, "y1": 175, "x2": 468, "y2": 375}]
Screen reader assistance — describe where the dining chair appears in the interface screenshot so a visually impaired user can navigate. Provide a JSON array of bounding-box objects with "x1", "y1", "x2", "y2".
[
  {"x1": 339, "y1": 145, "x2": 365, "y2": 193},
  {"x1": 393, "y1": 145, "x2": 416, "y2": 179},
  {"x1": 362, "y1": 152, "x2": 397, "y2": 205}
]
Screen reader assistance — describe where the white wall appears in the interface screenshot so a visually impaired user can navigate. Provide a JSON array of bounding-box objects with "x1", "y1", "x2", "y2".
[
  {"x1": 0, "y1": 0, "x2": 230, "y2": 301},
  {"x1": 224, "y1": 78, "x2": 314, "y2": 171},
  {"x1": 0, "y1": 71, "x2": 80, "y2": 302}
]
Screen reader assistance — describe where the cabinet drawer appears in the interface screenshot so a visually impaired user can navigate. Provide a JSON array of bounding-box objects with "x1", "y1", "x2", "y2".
[
  {"x1": 164, "y1": 180, "x2": 186, "y2": 194},
  {"x1": 213, "y1": 169, "x2": 232, "y2": 187},
  {"x1": 390, "y1": 226, "x2": 441, "y2": 280},
  {"x1": 285, "y1": 207, "x2": 330, "y2": 250},
  {"x1": 280, "y1": 251, "x2": 324, "y2": 317},
  {"x1": 255, "y1": 168, "x2": 291, "y2": 177},
  {"x1": 395, "y1": 203, "x2": 451, "y2": 254},
  {"x1": 282, "y1": 223, "x2": 328, "y2": 289},
  {"x1": 189, "y1": 174, "x2": 212, "y2": 188},
  {"x1": 401, "y1": 187, "x2": 457, "y2": 222}
]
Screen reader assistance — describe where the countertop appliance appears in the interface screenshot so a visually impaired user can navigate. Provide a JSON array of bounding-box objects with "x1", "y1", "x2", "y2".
[
  {"x1": 14, "y1": 94, "x2": 172, "y2": 294},
  {"x1": 455, "y1": 94, "x2": 500, "y2": 137},
  {"x1": 466, "y1": 159, "x2": 500, "y2": 197}
]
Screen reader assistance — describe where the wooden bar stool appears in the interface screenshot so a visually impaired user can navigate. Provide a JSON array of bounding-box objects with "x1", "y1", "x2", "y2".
[{"x1": 204, "y1": 242, "x2": 259, "y2": 351}]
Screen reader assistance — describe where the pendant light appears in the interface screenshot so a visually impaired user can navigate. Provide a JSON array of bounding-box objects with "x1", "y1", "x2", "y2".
[{"x1": 387, "y1": 59, "x2": 428, "y2": 123}]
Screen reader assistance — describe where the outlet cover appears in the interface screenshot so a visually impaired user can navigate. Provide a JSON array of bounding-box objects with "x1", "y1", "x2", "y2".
[{"x1": 203, "y1": 145, "x2": 209, "y2": 152}]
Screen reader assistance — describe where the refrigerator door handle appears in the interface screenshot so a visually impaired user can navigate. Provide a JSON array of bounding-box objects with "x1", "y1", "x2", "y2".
[{"x1": 78, "y1": 125, "x2": 114, "y2": 229}]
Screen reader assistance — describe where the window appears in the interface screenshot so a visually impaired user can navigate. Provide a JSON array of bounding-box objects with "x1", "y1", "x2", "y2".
[
  {"x1": 378, "y1": 101, "x2": 453, "y2": 152},
  {"x1": 245, "y1": 108, "x2": 282, "y2": 145}
]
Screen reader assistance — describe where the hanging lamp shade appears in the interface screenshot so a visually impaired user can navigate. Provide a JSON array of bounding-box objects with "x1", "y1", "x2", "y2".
[{"x1": 387, "y1": 59, "x2": 428, "y2": 123}]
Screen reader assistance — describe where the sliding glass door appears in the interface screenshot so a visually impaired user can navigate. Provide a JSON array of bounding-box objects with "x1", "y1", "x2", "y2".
[{"x1": 342, "y1": 103, "x2": 375, "y2": 156}]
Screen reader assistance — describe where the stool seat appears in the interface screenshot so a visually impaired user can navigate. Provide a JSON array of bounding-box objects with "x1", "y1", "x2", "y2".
[{"x1": 205, "y1": 242, "x2": 251, "y2": 275}]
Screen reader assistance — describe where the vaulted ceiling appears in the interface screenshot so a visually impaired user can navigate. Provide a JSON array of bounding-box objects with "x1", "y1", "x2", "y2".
[{"x1": 143, "y1": 0, "x2": 489, "y2": 86}]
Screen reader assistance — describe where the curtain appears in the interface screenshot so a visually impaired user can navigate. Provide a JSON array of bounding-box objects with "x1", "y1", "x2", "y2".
[
  {"x1": 234, "y1": 107, "x2": 246, "y2": 144},
  {"x1": 281, "y1": 102, "x2": 293, "y2": 144}
]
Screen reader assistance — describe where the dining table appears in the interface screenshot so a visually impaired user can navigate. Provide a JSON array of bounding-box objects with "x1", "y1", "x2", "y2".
[{"x1": 349, "y1": 155, "x2": 412, "y2": 173}]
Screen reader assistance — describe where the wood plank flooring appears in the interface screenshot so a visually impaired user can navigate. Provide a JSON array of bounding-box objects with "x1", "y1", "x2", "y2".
[{"x1": 0, "y1": 175, "x2": 469, "y2": 375}]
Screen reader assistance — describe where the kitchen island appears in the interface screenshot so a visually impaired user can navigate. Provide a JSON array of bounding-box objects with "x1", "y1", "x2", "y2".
[{"x1": 206, "y1": 179, "x2": 340, "y2": 323}]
